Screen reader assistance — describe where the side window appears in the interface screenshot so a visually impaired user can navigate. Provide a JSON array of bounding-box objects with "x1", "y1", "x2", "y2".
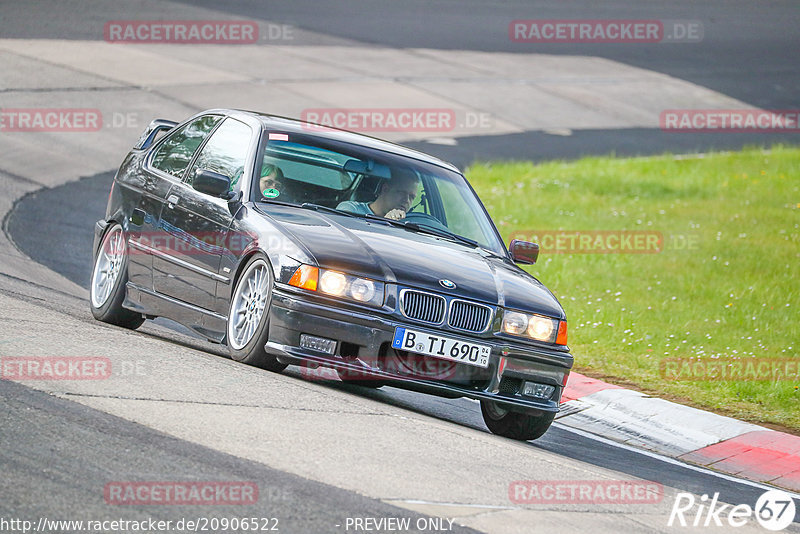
[
  {"x1": 186, "y1": 118, "x2": 253, "y2": 193},
  {"x1": 151, "y1": 115, "x2": 222, "y2": 178}
]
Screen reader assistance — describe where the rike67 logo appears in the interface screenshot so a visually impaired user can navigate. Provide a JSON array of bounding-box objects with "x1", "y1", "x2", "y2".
[{"x1": 669, "y1": 489, "x2": 797, "y2": 531}]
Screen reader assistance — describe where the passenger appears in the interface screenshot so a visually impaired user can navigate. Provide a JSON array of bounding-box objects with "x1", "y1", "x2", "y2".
[
  {"x1": 337, "y1": 168, "x2": 420, "y2": 220},
  {"x1": 259, "y1": 164, "x2": 285, "y2": 199}
]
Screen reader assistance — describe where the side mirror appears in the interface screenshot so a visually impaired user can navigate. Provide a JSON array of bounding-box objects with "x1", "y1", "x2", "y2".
[
  {"x1": 193, "y1": 169, "x2": 232, "y2": 198},
  {"x1": 509, "y1": 239, "x2": 539, "y2": 265}
]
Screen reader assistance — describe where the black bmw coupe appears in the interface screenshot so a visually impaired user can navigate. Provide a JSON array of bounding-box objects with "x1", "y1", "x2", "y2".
[{"x1": 90, "y1": 109, "x2": 572, "y2": 440}]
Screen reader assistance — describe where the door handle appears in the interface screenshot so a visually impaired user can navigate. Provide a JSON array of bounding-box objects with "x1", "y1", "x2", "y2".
[{"x1": 167, "y1": 194, "x2": 180, "y2": 209}]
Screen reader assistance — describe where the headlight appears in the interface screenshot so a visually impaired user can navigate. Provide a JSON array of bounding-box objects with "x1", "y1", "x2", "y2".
[
  {"x1": 501, "y1": 310, "x2": 564, "y2": 344},
  {"x1": 288, "y1": 265, "x2": 384, "y2": 307},
  {"x1": 527, "y1": 315, "x2": 555, "y2": 341},
  {"x1": 320, "y1": 270, "x2": 347, "y2": 295},
  {"x1": 349, "y1": 278, "x2": 376, "y2": 302},
  {"x1": 502, "y1": 311, "x2": 528, "y2": 336}
]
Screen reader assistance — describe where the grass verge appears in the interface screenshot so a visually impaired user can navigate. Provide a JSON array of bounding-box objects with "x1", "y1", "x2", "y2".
[{"x1": 467, "y1": 146, "x2": 800, "y2": 432}]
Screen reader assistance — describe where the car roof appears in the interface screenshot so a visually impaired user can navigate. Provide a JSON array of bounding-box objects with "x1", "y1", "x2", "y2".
[{"x1": 212, "y1": 108, "x2": 461, "y2": 174}]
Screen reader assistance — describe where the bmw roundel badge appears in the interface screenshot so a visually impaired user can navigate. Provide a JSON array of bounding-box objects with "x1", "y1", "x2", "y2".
[{"x1": 439, "y1": 279, "x2": 456, "y2": 289}]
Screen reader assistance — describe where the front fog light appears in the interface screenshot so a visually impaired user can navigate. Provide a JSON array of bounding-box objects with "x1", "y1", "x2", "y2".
[
  {"x1": 350, "y1": 278, "x2": 376, "y2": 301},
  {"x1": 522, "y1": 381, "x2": 555, "y2": 400},
  {"x1": 320, "y1": 270, "x2": 347, "y2": 295}
]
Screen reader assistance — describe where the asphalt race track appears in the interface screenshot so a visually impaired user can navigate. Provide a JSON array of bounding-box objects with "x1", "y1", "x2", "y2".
[
  {"x1": 1, "y1": 1, "x2": 798, "y2": 533},
  {"x1": 1, "y1": 379, "x2": 479, "y2": 533},
  {"x1": 3, "y1": 169, "x2": 790, "y2": 506},
  {"x1": 5, "y1": 172, "x2": 799, "y2": 530}
]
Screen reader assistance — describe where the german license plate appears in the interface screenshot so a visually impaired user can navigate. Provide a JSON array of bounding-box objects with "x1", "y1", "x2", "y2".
[{"x1": 391, "y1": 327, "x2": 491, "y2": 368}]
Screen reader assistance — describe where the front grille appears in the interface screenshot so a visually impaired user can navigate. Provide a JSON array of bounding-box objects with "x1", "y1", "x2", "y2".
[
  {"x1": 448, "y1": 299, "x2": 492, "y2": 332},
  {"x1": 400, "y1": 290, "x2": 446, "y2": 324}
]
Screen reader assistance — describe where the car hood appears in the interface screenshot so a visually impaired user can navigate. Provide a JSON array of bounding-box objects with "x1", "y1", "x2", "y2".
[{"x1": 259, "y1": 206, "x2": 565, "y2": 319}]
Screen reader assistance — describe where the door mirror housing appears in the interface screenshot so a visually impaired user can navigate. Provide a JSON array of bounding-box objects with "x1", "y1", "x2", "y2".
[
  {"x1": 193, "y1": 169, "x2": 232, "y2": 198},
  {"x1": 509, "y1": 239, "x2": 539, "y2": 265}
]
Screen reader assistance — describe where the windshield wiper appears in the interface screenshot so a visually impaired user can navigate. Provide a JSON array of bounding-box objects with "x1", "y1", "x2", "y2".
[
  {"x1": 299, "y1": 203, "x2": 362, "y2": 218},
  {"x1": 363, "y1": 213, "x2": 405, "y2": 226},
  {"x1": 355, "y1": 211, "x2": 480, "y2": 249},
  {"x1": 299, "y1": 204, "x2": 481, "y2": 250},
  {"x1": 401, "y1": 221, "x2": 480, "y2": 248},
  {"x1": 300, "y1": 204, "x2": 400, "y2": 227},
  {"x1": 257, "y1": 198, "x2": 297, "y2": 207}
]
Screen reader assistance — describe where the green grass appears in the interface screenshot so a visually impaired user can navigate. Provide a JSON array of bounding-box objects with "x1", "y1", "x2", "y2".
[{"x1": 466, "y1": 146, "x2": 800, "y2": 432}]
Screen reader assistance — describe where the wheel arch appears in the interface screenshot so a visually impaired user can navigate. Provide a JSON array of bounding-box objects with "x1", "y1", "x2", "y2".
[{"x1": 229, "y1": 249, "x2": 275, "y2": 299}]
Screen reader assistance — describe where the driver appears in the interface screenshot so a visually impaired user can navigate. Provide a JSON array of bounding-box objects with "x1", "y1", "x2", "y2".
[{"x1": 337, "y1": 168, "x2": 420, "y2": 220}]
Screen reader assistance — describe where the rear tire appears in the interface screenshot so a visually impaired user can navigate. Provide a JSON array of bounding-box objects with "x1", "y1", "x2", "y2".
[
  {"x1": 90, "y1": 223, "x2": 145, "y2": 329},
  {"x1": 480, "y1": 400, "x2": 554, "y2": 441},
  {"x1": 226, "y1": 255, "x2": 287, "y2": 372}
]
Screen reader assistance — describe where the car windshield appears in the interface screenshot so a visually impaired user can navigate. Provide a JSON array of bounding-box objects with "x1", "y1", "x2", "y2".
[{"x1": 253, "y1": 131, "x2": 506, "y2": 255}]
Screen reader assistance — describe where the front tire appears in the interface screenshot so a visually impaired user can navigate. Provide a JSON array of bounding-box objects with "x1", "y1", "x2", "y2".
[
  {"x1": 480, "y1": 400, "x2": 554, "y2": 441},
  {"x1": 90, "y1": 223, "x2": 144, "y2": 329},
  {"x1": 226, "y1": 255, "x2": 286, "y2": 372}
]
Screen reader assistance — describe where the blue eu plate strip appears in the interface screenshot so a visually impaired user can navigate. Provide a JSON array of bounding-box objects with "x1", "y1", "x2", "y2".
[{"x1": 392, "y1": 327, "x2": 405, "y2": 349}]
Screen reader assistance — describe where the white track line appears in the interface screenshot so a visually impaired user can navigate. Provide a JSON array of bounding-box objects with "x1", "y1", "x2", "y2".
[
  {"x1": 388, "y1": 500, "x2": 515, "y2": 510},
  {"x1": 553, "y1": 422, "x2": 800, "y2": 500}
]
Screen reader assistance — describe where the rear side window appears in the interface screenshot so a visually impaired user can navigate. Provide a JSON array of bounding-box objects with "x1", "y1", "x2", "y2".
[
  {"x1": 261, "y1": 141, "x2": 354, "y2": 190},
  {"x1": 150, "y1": 115, "x2": 222, "y2": 178},
  {"x1": 186, "y1": 118, "x2": 253, "y2": 192}
]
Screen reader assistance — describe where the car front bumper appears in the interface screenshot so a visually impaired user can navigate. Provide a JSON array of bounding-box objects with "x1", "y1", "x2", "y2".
[{"x1": 265, "y1": 285, "x2": 572, "y2": 415}]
